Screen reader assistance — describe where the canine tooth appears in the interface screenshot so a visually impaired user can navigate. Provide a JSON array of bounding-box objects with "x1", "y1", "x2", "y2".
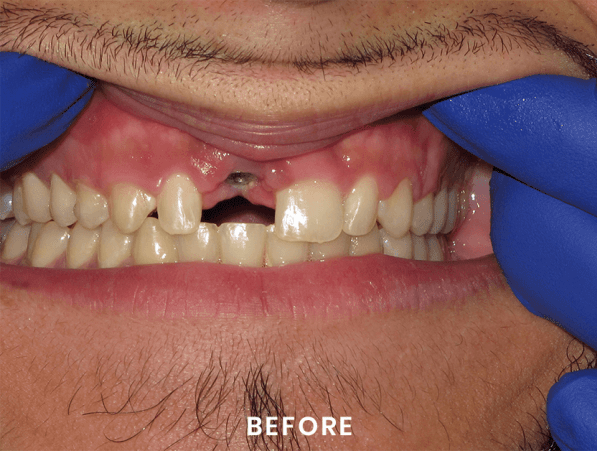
[
  {"x1": 275, "y1": 179, "x2": 343, "y2": 243},
  {"x1": 30, "y1": 222, "x2": 69, "y2": 267},
  {"x1": 177, "y1": 223, "x2": 220, "y2": 263},
  {"x1": 13, "y1": 179, "x2": 31, "y2": 225},
  {"x1": 75, "y1": 184, "x2": 109, "y2": 229},
  {"x1": 343, "y1": 176, "x2": 378, "y2": 236},
  {"x1": 158, "y1": 173, "x2": 202, "y2": 235},
  {"x1": 98, "y1": 219, "x2": 133, "y2": 268},
  {"x1": 133, "y1": 217, "x2": 178, "y2": 265},
  {"x1": 309, "y1": 232, "x2": 350, "y2": 261},
  {"x1": 111, "y1": 183, "x2": 156, "y2": 234},
  {"x1": 26, "y1": 222, "x2": 44, "y2": 263},
  {"x1": 22, "y1": 172, "x2": 52, "y2": 223},
  {"x1": 377, "y1": 178, "x2": 413, "y2": 239},
  {"x1": 0, "y1": 180, "x2": 14, "y2": 220},
  {"x1": 219, "y1": 223, "x2": 266, "y2": 267},
  {"x1": 350, "y1": 227, "x2": 382, "y2": 257},
  {"x1": 265, "y1": 224, "x2": 308, "y2": 267},
  {"x1": 429, "y1": 188, "x2": 448, "y2": 235},
  {"x1": 411, "y1": 192, "x2": 434, "y2": 236},
  {"x1": 67, "y1": 223, "x2": 100, "y2": 269},
  {"x1": 412, "y1": 234, "x2": 428, "y2": 261},
  {"x1": 427, "y1": 235, "x2": 443, "y2": 262},
  {"x1": 1, "y1": 223, "x2": 30, "y2": 261},
  {"x1": 50, "y1": 174, "x2": 77, "y2": 227},
  {"x1": 380, "y1": 228, "x2": 412, "y2": 259}
]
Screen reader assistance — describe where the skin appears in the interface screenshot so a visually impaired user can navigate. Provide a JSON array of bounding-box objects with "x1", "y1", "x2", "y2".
[{"x1": 1, "y1": 1, "x2": 597, "y2": 449}]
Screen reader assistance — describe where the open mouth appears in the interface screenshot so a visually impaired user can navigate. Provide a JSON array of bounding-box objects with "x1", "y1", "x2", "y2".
[{"x1": 0, "y1": 82, "x2": 498, "y2": 318}]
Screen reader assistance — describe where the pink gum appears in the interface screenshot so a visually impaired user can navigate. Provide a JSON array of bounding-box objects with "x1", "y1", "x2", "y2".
[{"x1": 18, "y1": 91, "x2": 451, "y2": 209}]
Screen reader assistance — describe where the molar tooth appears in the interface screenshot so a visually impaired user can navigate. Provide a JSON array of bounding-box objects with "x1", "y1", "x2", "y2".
[
  {"x1": 133, "y1": 217, "x2": 178, "y2": 265},
  {"x1": 441, "y1": 187, "x2": 459, "y2": 234},
  {"x1": 67, "y1": 223, "x2": 100, "y2": 269},
  {"x1": 380, "y1": 228, "x2": 412, "y2": 259},
  {"x1": 30, "y1": 221, "x2": 69, "y2": 268},
  {"x1": 1, "y1": 223, "x2": 31, "y2": 262},
  {"x1": 50, "y1": 174, "x2": 77, "y2": 227},
  {"x1": 176, "y1": 223, "x2": 220, "y2": 263},
  {"x1": 343, "y1": 176, "x2": 378, "y2": 236},
  {"x1": 265, "y1": 224, "x2": 308, "y2": 267},
  {"x1": 309, "y1": 232, "x2": 350, "y2": 261},
  {"x1": 427, "y1": 235, "x2": 444, "y2": 262},
  {"x1": 111, "y1": 183, "x2": 156, "y2": 234},
  {"x1": 429, "y1": 188, "x2": 447, "y2": 235},
  {"x1": 158, "y1": 173, "x2": 202, "y2": 235},
  {"x1": 22, "y1": 172, "x2": 52, "y2": 223},
  {"x1": 275, "y1": 179, "x2": 343, "y2": 243},
  {"x1": 75, "y1": 184, "x2": 109, "y2": 229},
  {"x1": 13, "y1": 179, "x2": 31, "y2": 225},
  {"x1": 219, "y1": 223, "x2": 266, "y2": 267},
  {"x1": 377, "y1": 178, "x2": 413, "y2": 239},
  {"x1": 410, "y1": 192, "x2": 434, "y2": 236},
  {"x1": 0, "y1": 180, "x2": 14, "y2": 220},
  {"x1": 349, "y1": 227, "x2": 382, "y2": 257},
  {"x1": 412, "y1": 234, "x2": 428, "y2": 261},
  {"x1": 98, "y1": 219, "x2": 133, "y2": 268},
  {"x1": 26, "y1": 222, "x2": 44, "y2": 263}
]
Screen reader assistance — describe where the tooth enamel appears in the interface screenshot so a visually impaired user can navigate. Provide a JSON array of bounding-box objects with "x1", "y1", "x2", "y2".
[
  {"x1": 219, "y1": 223, "x2": 266, "y2": 267},
  {"x1": 380, "y1": 228, "x2": 413, "y2": 259},
  {"x1": 0, "y1": 180, "x2": 14, "y2": 220},
  {"x1": 441, "y1": 187, "x2": 459, "y2": 234},
  {"x1": 12, "y1": 179, "x2": 31, "y2": 225},
  {"x1": 26, "y1": 222, "x2": 44, "y2": 263},
  {"x1": 275, "y1": 179, "x2": 343, "y2": 243},
  {"x1": 111, "y1": 183, "x2": 157, "y2": 234},
  {"x1": 412, "y1": 234, "x2": 428, "y2": 261},
  {"x1": 158, "y1": 173, "x2": 202, "y2": 235},
  {"x1": 75, "y1": 184, "x2": 109, "y2": 229},
  {"x1": 1, "y1": 223, "x2": 31, "y2": 261},
  {"x1": 30, "y1": 221, "x2": 70, "y2": 268},
  {"x1": 265, "y1": 224, "x2": 308, "y2": 267},
  {"x1": 309, "y1": 232, "x2": 351, "y2": 261},
  {"x1": 98, "y1": 219, "x2": 133, "y2": 268},
  {"x1": 176, "y1": 222, "x2": 220, "y2": 263},
  {"x1": 49, "y1": 174, "x2": 78, "y2": 227},
  {"x1": 133, "y1": 217, "x2": 179, "y2": 265},
  {"x1": 410, "y1": 192, "x2": 434, "y2": 236},
  {"x1": 377, "y1": 178, "x2": 413, "y2": 239},
  {"x1": 349, "y1": 226, "x2": 382, "y2": 257},
  {"x1": 22, "y1": 173, "x2": 52, "y2": 223},
  {"x1": 427, "y1": 235, "x2": 443, "y2": 262},
  {"x1": 67, "y1": 223, "x2": 100, "y2": 269},
  {"x1": 429, "y1": 187, "x2": 447, "y2": 235},
  {"x1": 343, "y1": 176, "x2": 378, "y2": 236}
]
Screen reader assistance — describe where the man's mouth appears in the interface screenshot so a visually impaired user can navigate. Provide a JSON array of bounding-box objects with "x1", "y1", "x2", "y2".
[{"x1": 0, "y1": 82, "x2": 498, "y2": 317}]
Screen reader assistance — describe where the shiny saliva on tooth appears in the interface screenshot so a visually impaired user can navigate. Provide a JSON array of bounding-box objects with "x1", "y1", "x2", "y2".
[{"x1": 0, "y1": 170, "x2": 462, "y2": 269}]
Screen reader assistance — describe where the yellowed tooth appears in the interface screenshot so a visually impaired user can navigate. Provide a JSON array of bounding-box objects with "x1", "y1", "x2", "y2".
[
  {"x1": 412, "y1": 234, "x2": 428, "y2": 261},
  {"x1": 98, "y1": 219, "x2": 133, "y2": 268},
  {"x1": 427, "y1": 235, "x2": 443, "y2": 262},
  {"x1": 380, "y1": 228, "x2": 412, "y2": 259},
  {"x1": 30, "y1": 221, "x2": 70, "y2": 268},
  {"x1": 22, "y1": 172, "x2": 52, "y2": 223},
  {"x1": 410, "y1": 192, "x2": 434, "y2": 236},
  {"x1": 133, "y1": 217, "x2": 178, "y2": 265},
  {"x1": 275, "y1": 179, "x2": 343, "y2": 243},
  {"x1": 50, "y1": 174, "x2": 77, "y2": 227},
  {"x1": 26, "y1": 222, "x2": 44, "y2": 263},
  {"x1": 176, "y1": 223, "x2": 220, "y2": 263},
  {"x1": 67, "y1": 223, "x2": 100, "y2": 269},
  {"x1": 1, "y1": 223, "x2": 31, "y2": 261},
  {"x1": 349, "y1": 226, "x2": 382, "y2": 257},
  {"x1": 13, "y1": 179, "x2": 31, "y2": 225},
  {"x1": 309, "y1": 231, "x2": 351, "y2": 261},
  {"x1": 265, "y1": 224, "x2": 308, "y2": 267},
  {"x1": 377, "y1": 178, "x2": 413, "y2": 239},
  {"x1": 441, "y1": 187, "x2": 459, "y2": 234},
  {"x1": 343, "y1": 175, "x2": 378, "y2": 236},
  {"x1": 0, "y1": 180, "x2": 14, "y2": 220},
  {"x1": 111, "y1": 183, "x2": 156, "y2": 234},
  {"x1": 219, "y1": 223, "x2": 266, "y2": 267},
  {"x1": 75, "y1": 184, "x2": 109, "y2": 229},
  {"x1": 429, "y1": 187, "x2": 447, "y2": 235},
  {"x1": 158, "y1": 173, "x2": 202, "y2": 235}
]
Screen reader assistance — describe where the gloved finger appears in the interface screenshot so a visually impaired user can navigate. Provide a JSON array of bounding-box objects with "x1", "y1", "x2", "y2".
[
  {"x1": 547, "y1": 369, "x2": 597, "y2": 451},
  {"x1": 490, "y1": 170, "x2": 597, "y2": 350},
  {"x1": 0, "y1": 52, "x2": 95, "y2": 171},
  {"x1": 423, "y1": 75, "x2": 597, "y2": 217}
]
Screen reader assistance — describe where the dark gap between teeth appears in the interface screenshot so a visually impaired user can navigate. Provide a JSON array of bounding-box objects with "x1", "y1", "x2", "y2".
[{"x1": 201, "y1": 196, "x2": 275, "y2": 226}]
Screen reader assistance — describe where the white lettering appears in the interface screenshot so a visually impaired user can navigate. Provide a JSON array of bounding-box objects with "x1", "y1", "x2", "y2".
[
  {"x1": 282, "y1": 416, "x2": 294, "y2": 435},
  {"x1": 266, "y1": 416, "x2": 278, "y2": 436},
  {"x1": 322, "y1": 417, "x2": 336, "y2": 435},
  {"x1": 340, "y1": 417, "x2": 352, "y2": 435},
  {"x1": 247, "y1": 417, "x2": 262, "y2": 436},
  {"x1": 299, "y1": 417, "x2": 317, "y2": 436}
]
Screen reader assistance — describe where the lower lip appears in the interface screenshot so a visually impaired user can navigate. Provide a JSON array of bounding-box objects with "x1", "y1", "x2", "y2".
[{"x1": 0, "y1": 254, "x2": 504, "y2": 318}]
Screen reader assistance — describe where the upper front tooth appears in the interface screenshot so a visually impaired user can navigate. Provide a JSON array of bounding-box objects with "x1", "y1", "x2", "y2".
[
  {"x1": 176, "y1": 222, "x2": 220, "y2": 263},
  {"x1": 133, "y1": 217, "x2": 179, "y2": 265},
  {"x1": 343, "y1": 175, "x2": 378, "y2": 236},
  {"x1": 429, "y1": 187, "x2": 447, "y2": 235},
  {"x1": 12, "y1": 180, "x2": 30, "y2": 225},
  {"x1": 0, "y1": 180, "x2": 14, "y2": 220},
  {"x1": 410, "y1": 192, "x2": 434, "y2": 236},
  {"x1": 275, "y1": 179, "x2": 343, "y2": 243},
  {"x1": 377, "y1": 178, "x2": 413, "y2": 239},
  {"x1": 75, "y1": 184, "x2": 109, "y2": 229},
  {"x1": 111, "y1": 183, "x2": 156, "y2": 234},
  {"x1": 50, "y1": 174, "x2": 77, "y2": 227},
  {"x1": 30, "y1": 221, "x2": 70, "y2": 268},
  {"x1": 22, "y1": 173, "x2": 52, "y2": 223},
  {"x1": 219, "y1": 223, "x2": 266, "y2": 267},
  {"x1": 158, "y1": 173, "x2": 202, "y2": 235}
]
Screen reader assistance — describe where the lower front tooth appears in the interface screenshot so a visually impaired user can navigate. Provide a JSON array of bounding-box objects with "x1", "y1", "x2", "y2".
[
  {"x1": 133, "y1": 217, "x2": 179, "y2": 265},
  {"x1": 380, "y1": 229, "x2": 412, "y2": 259},
  {"x1": 30, "y1": 221, "x2": 70, "y2": 268},
  {"x1": 219, "y1": 223, "x2": 266, "y2": 267},
  {"x1": 309, "y1": 232, "x2": 351, "y2": 261},
  {"x1": 98, "y1": 219, "x2": 133, "y2": 268},
  {"x1": 412, "y1": 234, "x2": 428, "y2": 261},
  {"x1": 22, "y1": 173, "x2": 52, "y2": 223},
  {"x1": 75, "y1": 184, "x2": 109, "y2": 229},
  {"x1": 67, "y1": 223, "x2": 100, "y2": 269},
  {"x1": 176, "y1": 223, "x2": 220, "y2": 263},
  {"x1": 50, "y1": 174, "x2": 77, "y2": 227},
  {"x1": 265, "y1": 224, "x2": 308, "y2": 267},
  {"x1": 26, "y1": 222, "x2": 44, "y2": 264},
  {"x1": 349, "y1": 227, "x2": 382, "y2": 257},
  {"x1": 1, "y1": 222, "x2": 31, "y2": 262}
]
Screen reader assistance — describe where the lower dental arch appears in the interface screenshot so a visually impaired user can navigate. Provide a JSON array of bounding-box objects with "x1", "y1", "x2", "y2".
[{"x1": 0, "y1": 171, "x2": 462, "y2": 268}]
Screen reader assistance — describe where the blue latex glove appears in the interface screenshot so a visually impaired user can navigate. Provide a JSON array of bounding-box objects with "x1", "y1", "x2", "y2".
[
  {"x1": 0, "y1": 52, "x2": 95, "y2": 171},
  {"x1": 423, "y1": 75, "x2": 597, "y2": 451}
]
